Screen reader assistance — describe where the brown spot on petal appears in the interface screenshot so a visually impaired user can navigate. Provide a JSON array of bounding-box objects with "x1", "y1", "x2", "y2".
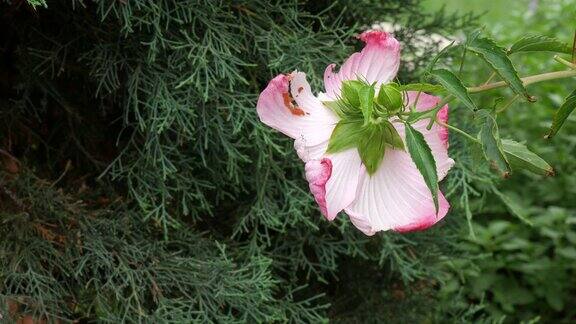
[
  {"x1": 291, "y1": 107, "x2": 306, "y2": 116},
  {"x1": 282, "y1": 92, "x2": 292, "y2": 109},
  {"x1": 282, "y1": 92, "x2": 306, "y2": 117},
  {"x1": 297, "y1": 86, "x2": 304, "y2": 93}
]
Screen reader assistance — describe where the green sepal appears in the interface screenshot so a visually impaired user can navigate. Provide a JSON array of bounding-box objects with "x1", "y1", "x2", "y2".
[
  {"x1": 323, "y1": 100, "x2": 362, "y2": 120},
  {"x1": 358, "y1": 85, "x2": 376, "y2": 124},
  {"x1": 326, "y1": 119, "x2": 365, "y2": 154},
  {"x1": 358, "y1": 122, "x2": 387, "y2": 175},
  {"x1": 341, "y1": 80, "x2": 365, "y2": 108},
  {"x1": 382, "y1": 120, "x2": 405, "y2": 151}
]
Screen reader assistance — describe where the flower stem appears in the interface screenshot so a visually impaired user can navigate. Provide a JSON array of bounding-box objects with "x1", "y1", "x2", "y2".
[
  {"x1": 483, "y1": 72, "x2": 497, "y2": 85},
  {"x1": 467, "y1": 70, "x2": 576, "y2": 93},
  {"x1": 496, "y1": 94, "x2": 520, "y2": 114},
  {"x1": 424, "y1": 95, "x2": 455, "y2": 130},
  {"x1": 436, "y1": 119, "x2": 479, "y2": 144},
  {"x1": 554, "y1": 55, "x2": 576, "y2": 69}
]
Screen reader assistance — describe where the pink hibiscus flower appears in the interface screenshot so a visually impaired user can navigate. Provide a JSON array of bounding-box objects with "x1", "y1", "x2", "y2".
[{"x1": 256, "y1": 30, "x2": 454, "y2": 235}]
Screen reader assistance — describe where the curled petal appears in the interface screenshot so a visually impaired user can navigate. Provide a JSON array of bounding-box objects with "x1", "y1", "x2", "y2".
[
  {"x1": 294, "y1": 138, "x2": 329, "y2": 163},
  {"x1": 345, "y1": 149, "x2": 450, "y2": 234},
  {"x1": 257, "y1": 72, "x2": 338, "y2": 146},
  {"x1": 324, "y1": 30, "x2": 401, "y2": 99},
  {"x1": 305, "y1": 159, "x2": 332, "y2": 217}
]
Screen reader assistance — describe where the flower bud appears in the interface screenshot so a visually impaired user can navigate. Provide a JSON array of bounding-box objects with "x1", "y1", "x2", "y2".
[{"x1": 376, "y1": 83, "x2": 403, "y2": 114}]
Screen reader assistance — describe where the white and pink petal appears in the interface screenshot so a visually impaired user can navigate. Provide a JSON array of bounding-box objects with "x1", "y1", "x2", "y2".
[
  {"x1": 345, "y1": 149, "x2": 450, "y2": 233},
  {"x1": 256, "y1": 72, "x2": 338, "y2": 146},
  {"x1": 324, "y1": 30, "x2": 401, "y2": 99}
]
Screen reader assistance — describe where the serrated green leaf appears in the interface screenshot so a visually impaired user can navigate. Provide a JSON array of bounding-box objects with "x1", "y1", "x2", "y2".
[
  {"x1": 546, "y1": 89, "x2": 576, "y2": 138},
  {"x1": 326, "y1": 119, "x2": 365, "y2": 154},
  {"x1": 502, "y1": 139, "x2": 554, "y2": 176},
  {"x1": 404, "y1": 123, "x2": 439, "y2": 211},
  {"x1": 509, "y1": 34, "x2": 572, "y2": 54},
  {"x1": 358, "y1": 85, "x2": 375, "y2": 124},
  {"x1": 468, "y1": 36, "x2": 529, "y2": 99},
  {"x1": 478, "y1": 112, "x2": 510, "y2": 177},
  {"x1": 423, "y1": 39, "x2": 456, "y2": 75},
  {"x1": 398, "y1": 83, "x2": 447, "y2": 94},
  {"x1": 358, "y1": 123, "x2": 387, "y2": 175},
  {"x1": 430, "y1": 69, "x2": 476, "y2": 111}
]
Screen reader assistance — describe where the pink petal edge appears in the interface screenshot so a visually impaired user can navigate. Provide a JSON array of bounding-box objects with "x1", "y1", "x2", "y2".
[
  {"x1": 304, "y1": 158, "x2": 332, "y2": 218},
  {"x1": 393, "y1": 192, "x2": 450, "y2": 233}
]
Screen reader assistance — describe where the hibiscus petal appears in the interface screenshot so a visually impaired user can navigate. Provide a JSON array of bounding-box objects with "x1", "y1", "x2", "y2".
[
  {"x1": 324, "y1": 30, "x2": 401, "y2": 99},
  {"x1": 305, "y1": 148, "x2": 363, "y2": 221},
  {"x1": 345, "y1": 149, "x2": 450, "y2": 234},
  {"x1": 399, "y1": 91, "x2": 454, "y2": 180},
  {"x1": 257, "y1": 72, "x2": 338, "y2": 146},
  {"x1": 324, "y1": 149, "x2": 363, "y2": 221},
  {"x1": 294, "y1": 138, "x2": 329, "y2": 163}
]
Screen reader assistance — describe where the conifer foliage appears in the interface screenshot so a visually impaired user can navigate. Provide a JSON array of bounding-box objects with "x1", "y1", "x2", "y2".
[{"x1": 0, "y1": 0, "x2": 476, "y2": 322}]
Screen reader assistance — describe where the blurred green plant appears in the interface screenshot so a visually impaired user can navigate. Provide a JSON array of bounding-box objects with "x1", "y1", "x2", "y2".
[
  {"x1": 433, "y1": 0, "x2": 576, "y2": 322},
  {"x1": 439, "y1": 207, "x2": 576, "y2": 321}
]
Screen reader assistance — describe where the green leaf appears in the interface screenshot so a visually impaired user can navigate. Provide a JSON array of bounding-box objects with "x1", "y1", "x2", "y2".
[
  {"x1": 422, "y1": 39, "x2": 456, "y2": 76},
  {"x1": 398, "y1": 83, "x2": 447, "y2": 94},
  {"x1": 404, "y1": 123, "x2": 439, "y2": 211},
  {"x1": 508, "y1": 34, "x2": 572, "y2": 55},
  {"x1": 501, "y1": 139, "x2": 554, "y2": 176},
  {"x1": 326, "y1": 119, "x2": 364, "y2": 154},
  {"x1": 382, "y1": 121, "x2": 405, "y2": 151},
  {"x1": 546, "y1": 89, "x2": 576, "y2": 138},
  {"x1": 468, "y1": 36, "x2": 530, "y2": 99},
  {"x1": 430, "y1": 69, "x2": 476, "y2": 111},
  {"x1": 478, "y1": 112, "x2": 510, "y2": 177},
  {"x1": 358, "y1": 85, "x2": 375, "y2": 124},
  {"x1": 358, "y1": 123, "x2": 387, "y2": 175}
]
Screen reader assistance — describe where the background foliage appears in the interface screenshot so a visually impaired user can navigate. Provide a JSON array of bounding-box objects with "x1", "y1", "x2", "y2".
[
  {"x1": 0, "y1": 0, "x2": 574, "y2": 322},
  {"x1": 428, "y1": 0, "x2": 576, "y2": 322}
]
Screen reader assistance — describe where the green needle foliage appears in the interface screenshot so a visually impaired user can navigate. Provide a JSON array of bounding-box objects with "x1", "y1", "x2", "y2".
[{"x1": 0, "y1": 0, "x2": 481, "y2": 322}]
